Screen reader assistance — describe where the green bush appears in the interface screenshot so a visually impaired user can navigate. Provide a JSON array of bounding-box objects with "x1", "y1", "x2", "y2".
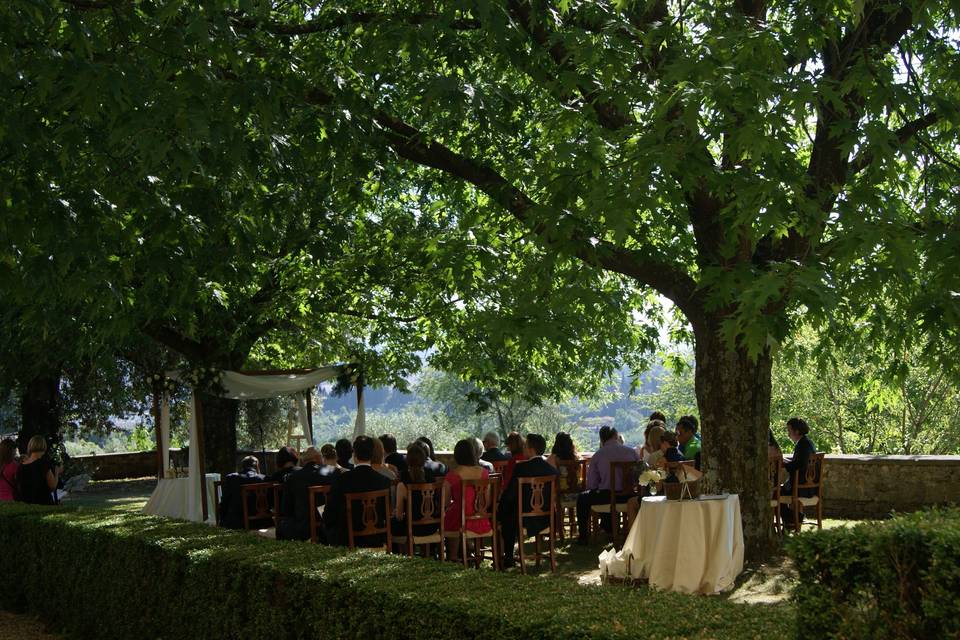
[
  {"x1": 789, "y1": 508, "x2": 960, "y2": 639},
  {"x1": 0, "y1": 503, "x2": 790, "y2": 640}
]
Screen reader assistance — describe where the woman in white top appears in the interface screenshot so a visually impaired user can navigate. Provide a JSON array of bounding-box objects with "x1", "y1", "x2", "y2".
[
  {"x1": 644, "y1": 425, "x2": 667, "y2": 467},
  {"x1": 637, "y1": 420, "x2": 666, "y2": 463}
]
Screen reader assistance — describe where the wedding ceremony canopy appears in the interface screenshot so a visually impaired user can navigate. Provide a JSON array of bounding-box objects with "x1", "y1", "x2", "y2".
[{"x1": 145, "y1": 364, "x2": 365, "y2": 523}]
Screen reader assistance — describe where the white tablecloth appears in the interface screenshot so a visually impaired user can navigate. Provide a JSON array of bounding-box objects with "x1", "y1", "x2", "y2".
[
  {"x1": 598, "y1": 494, "x2": 744, "y2": 594},
  {"x1": 142, "y1": 474, "x2": 220, "y2": 524}
]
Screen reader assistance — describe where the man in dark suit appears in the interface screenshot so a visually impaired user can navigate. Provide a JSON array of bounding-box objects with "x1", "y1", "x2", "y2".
[
  {"x1": 219, "y1": 456, "x2": 266, "y2": 529},
  {"x1": 379, "y1": 433, "x2": 407, "y2": 475},
  {"x1": 480, "y1": 432, "x2": 510, "y2": 463},
  {"x1": 276, "y1": 447, "x2": 339, "y2": 541},
  {"x1": 498, "y1": 434, "x2": 560, "y2": 568},
  {"x1": 324, "y1": 436, "x2": 393, "y2": 547},
  {"x1": 335, "y1": 438, "x2": 355, "y2": 470}
]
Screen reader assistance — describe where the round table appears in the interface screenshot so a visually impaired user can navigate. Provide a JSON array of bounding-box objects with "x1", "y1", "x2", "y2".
[
  {"x1": 142, "y1": 473, "x2": 220, "y2": 524},
  {"x1": 598, "y1": 494, "x2": 744, "y2": 594}
]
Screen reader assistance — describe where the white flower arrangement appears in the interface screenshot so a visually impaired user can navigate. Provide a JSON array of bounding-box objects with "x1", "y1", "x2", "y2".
[{"x1": 638, "y1": 468, "x2": 664, "y2": 487}]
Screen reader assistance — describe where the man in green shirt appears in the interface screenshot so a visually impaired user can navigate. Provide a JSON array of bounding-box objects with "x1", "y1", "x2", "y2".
[{"x1": 677, "y1": 416, "x2": 701, "y2": 470}]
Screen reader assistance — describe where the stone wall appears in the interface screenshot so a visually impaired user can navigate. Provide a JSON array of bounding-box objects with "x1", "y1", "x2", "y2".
[
  {"x1": 820, "y1": 454, "x2": 960, "y2": 519},
  {"x1": 75, "y1": 449, "x2": 960, "y2": 519}
]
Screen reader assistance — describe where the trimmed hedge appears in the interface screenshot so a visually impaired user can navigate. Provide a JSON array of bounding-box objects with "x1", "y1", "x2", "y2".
[
  {"x1": 789, "y1": 508, "x2": 960, "y2": 639},
  {"x1": 0, "y1": 503, "x2": 790, "y2": 640}
]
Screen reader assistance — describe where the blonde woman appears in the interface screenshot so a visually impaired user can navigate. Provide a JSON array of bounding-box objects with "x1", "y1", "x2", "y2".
[{"x1": 17, "y1": 436, "x2": 59, "y2": 505}]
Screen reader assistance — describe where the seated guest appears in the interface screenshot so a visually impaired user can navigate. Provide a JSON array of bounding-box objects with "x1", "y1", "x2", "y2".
[
  {"x1": 320, "y1": 443, "x2": 342, "y2": 468},
  {"x1": 471, "y1": 438, "x2": 495, "y2": 472},
  {"x1": 480, "y1": 432, "x2": 509, "y2": 463},
  {"x1": 267, "y1": 446, "x2": 299, "y2": 484},
  {"x1": 324, "y1": 436, "x2": 393, "y2": 547},
  {"x1": 219, "y1": 456, "x2": 266, "y2": 529},
  {"x1": 371, "y1": 437, "x2": 399, "y2": 482},
  {"x1": 769, "y1": 428, "x2": 783, "y2": 460},
  {"x1": 335, "y1": 438, "x2": 355, "y2": 470},
  {"x1": 780, "y1": 418, "x2": 817, "y2": 525},
  {"x1": 501, "y1": 431, "x2": 526, "y2": 487},
  {"x1": 443, "y1": 439, "x2": 492, "y2": 562},
  {"x1": 276, "y1": 447, "x2": 339, "y2": 541},
  {"x1": 498, "y1": 434, "x2": 560, "y2": 568},
  {"x1": 575, "y1": 426, "x2": 639, "y2": 544},
  {"x1": 546, "y1": 432, "x2": 579, "y2": 495},
  {"x1": 643, "y1": 425, "x2": 666, "y2": 467},
  {"x1": 392, "y1": 441, "x2": 439, "y2": 537},
  {"x1": 0, "y1": 438, "x2": 20, "y2": 502},
  {"x1": 16, "y1": 436, "x2": 59, "y2": 506},
  {"x1": 636, "y1": 419, "x2": 665, "y2": 461},
  {"x1": 649, "y1": 410, "x2": 667, "y2": 423},
  {"x1": 417, "y1": 436, "x2": 447, "y2": 477},
  {"x1": 380, "y1": 433, "x2": 407, "y2": 475},
  {"x1": 677, "y1": 415, "x2": 701, "y2": 470},
  {"x1": 658, "y1": 431, "x2": 686, "y2": 482}
]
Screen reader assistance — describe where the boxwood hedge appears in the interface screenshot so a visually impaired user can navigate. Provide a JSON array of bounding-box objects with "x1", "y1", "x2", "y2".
[
  {"x1": 789, "y1": 508, "x2": 960, "y2": 640},
  {"x1": 0, "y1": 503, "x2": 791, "y2": 640}
]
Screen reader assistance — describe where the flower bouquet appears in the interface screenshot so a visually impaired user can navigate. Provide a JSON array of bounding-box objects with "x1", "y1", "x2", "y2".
[{"x1": 637, "y1": 468, "x2": 664, "y2": 495}]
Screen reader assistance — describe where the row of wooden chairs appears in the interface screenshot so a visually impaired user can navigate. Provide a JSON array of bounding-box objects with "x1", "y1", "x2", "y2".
[
  {"x1": 220, "y1": 474, "x2": 562, "y2": 573},
  {"x1": 768, "y1": 453, "x2": 825, "y2": 533}
]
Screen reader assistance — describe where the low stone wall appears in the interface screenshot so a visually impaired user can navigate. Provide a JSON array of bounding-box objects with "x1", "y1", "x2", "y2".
[
  {"x1": 74, "y1": 449, "x2": 960, "y2": 519},
  {"x1": 820, "y1": 454, "x2": 960, "y2": 519}
]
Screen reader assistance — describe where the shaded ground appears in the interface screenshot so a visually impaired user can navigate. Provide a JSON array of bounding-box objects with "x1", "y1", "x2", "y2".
[{"x1": 0, "y1": 611, "x2": 62, "y2": 640}]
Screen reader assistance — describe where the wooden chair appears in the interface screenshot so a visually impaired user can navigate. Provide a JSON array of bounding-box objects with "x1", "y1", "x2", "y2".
[
  {"x1": 768, "y1": 456, "x2": 783, "y2": 534},
  {"x1": 272, "y1": 484, "x2": 285, "y2": 529},
  {"x1": 555, "y1": 459, "x2": 583, "y2": 539},
  {"x1": 778, "y1": 453, "x2": 825, "y2": 532},
  {"x1": 491, "y1": 460, "x2": 510, "y2": 476},
  {"x1": 444, "y1": 476, "x2": 500, "y2": 570},
  {"x1": 212, "y1": 480, "x2": 223, "y2": 526},
  {"x1": 345, "y1": 489, "x2": 392, "y2": 551},
  {"x1": 516, "y1": 476, "x2": 558, "y2": 574},
  {"x1": 308, "y1": 485, "x2": 332, "y2": 544},
  {"x1": 394, "y1": 480, "x2": 446, "y2": 559},
  {"x1": 240, "y1": 481, "x2": 278, "y2": 530},
  {"x1": 589, "y1": 460, "x2": 638, "y2": 543}
]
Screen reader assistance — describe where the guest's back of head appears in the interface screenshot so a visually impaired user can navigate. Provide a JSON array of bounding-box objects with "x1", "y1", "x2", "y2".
[
  {"x1": 353, "y1": 436, "x2": 375, "y2": 463},
  {"x1": 240, "y1": 455, "x2": 260, "y2": 473},
  {"x1": 505, "y1": 432, "x2": 524, "y2": 456},
  {"x1": 276, "y1": 446, "x2": 298, "y2": 468},
  {"x1": 453, "y1": 439, "x2": 478, "y2": 467},
  {"x1": 27, "y1": 435, "x2": 47, "y2": 456},
  {"x1": 320, "y1": 443, "x2": 338, "y2": 465},
  {"x1": 335, "y1": 438, "x2": 353, "y2": 463},
  {"x1": 599, "y1": 426, "x2": 617, "y2": 444},
  {"x1": 371, "y1": 437, "x2": 386, "y2": 465},
  {"x1": 405, "y1": 441, "x2": 428, "y2": 483},
  {"x1": 677, "y1": 415, "x2": 699, "y2": 434},
  {"x1": 416, "y1": 436, "x2": 436, "y2": 460},
  {"x1": 482, "y1": 431, "x2": 500, "y2": 449},
  {"x1": 647, "y1": 426, "x2": 666, "y2": 451},
  {"x1": 649, "y1": 411, "x2": 667, "y2": 423},
  {"x1": 379, "y1": 433, "x2": 398, "y2": 454},
  {"x1": 300, "y1": 447, "x2": 322, "y2": 465},
  {"x1": 525, "y1": 433, "x2": 547, "y2": 456},
  {"x1": 0, "y1": 438, "x2": 17, "y2": 465},
  {"x1": 551, "y1": 432, "x2": 577, "y2": 460}
]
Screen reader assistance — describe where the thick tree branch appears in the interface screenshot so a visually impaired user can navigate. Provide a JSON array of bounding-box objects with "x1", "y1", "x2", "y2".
[
  {"x1": 848, "y1": 110, "x2": 940, "y2": 175},
  {"x1": 228, "y1": 10, "x2": 481, "y2": 36},
  {"x1": 369, "y1": 110, "x2": 700, "y2": 317},
  {"x1": 143, "y1": 323, "x2": 209, "y2": 362}
]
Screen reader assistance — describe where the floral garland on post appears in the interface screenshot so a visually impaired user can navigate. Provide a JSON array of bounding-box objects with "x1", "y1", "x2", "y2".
[
  {"x1": 179, "y1": 366, "x2": 227, "y2": 396},
  {"x1": 146, "y1": 373, "x2": 178, "y2": 395},
  {"x1": 331, "y1": 363, "x2": 363, "y2": 397}
]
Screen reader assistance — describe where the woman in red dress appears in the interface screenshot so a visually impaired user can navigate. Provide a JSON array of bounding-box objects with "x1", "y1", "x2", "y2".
[{"x1": 444, "y1": 439, "x2": 492, "y2": 561}]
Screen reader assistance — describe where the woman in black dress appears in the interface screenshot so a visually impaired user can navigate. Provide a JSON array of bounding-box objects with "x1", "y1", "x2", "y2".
[
  {"x1": 17, "y1": 436, "x2": 59, "y2": 505},
  {"x1": 780, "y1": 417, "x2": 817, "y2": 524}
]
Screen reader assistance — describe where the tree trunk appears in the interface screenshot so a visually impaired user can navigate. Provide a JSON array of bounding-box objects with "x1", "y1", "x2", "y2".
[
  {"x1": 693, "y1": 319, "x2": 774, "y2": 562},
  {"x1": 17, "y1": 374, "x2": 62, "y2": 455},
  {"x1": 198, "y1": 392, "x2": 239, "y2": 477}
]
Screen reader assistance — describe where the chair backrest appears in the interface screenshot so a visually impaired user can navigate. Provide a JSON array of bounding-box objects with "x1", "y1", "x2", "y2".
[
  {"x1": 459, "y1": 476, "x2": 499, "y2": 531},
  {"x1": 491, "y1": 460, "x2": 510, "y2": 475},
  {"x1": 307, "y1": 485, "x2": 331, "y2": 544},
  {"x1": 345, "y1": 489, "x2": 392, "y2": 550},
  {"x1": 516, "y1": 476, "x2": 557, "y2": 526},
  {"x1": 555, "y1": 460, "x2": 583, "y2": 494},
  {"x1": 404, "y1": 480, "x2": 446, "y2": 538},
  {"x1": 608, "y1": 460, "x2": 638, "y2": 495},
  {"x1": 240, "y1": 482, "x2": 277, "y2": 529},
  {"x1": 213, "y1": 480, "x2": 223, "y2": 525},
  {"x1": 793, "y1": 453, "x2": 825, "y2": 496}
]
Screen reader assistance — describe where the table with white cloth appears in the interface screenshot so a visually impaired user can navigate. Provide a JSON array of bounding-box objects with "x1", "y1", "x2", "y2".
[
  {"x1": 142, "y1": 473, "x2": 221, "y2": 524},
  {"x1": 598, "y1": 494, "x2": 744, "y2": 594}
]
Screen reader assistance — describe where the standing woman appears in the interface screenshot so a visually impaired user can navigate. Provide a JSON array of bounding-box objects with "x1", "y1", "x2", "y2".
[
  {"x1": 17, "y1": 436, "x2": 59, "y2": 505},
  {"x1": 0, "y1": 439, "x2": 19, "y2": 501}
]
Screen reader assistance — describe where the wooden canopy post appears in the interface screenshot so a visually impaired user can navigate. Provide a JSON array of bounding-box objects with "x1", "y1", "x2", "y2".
[
  {"x1": 193, "y1": 392, "x2": 209, "y2": 523},
  {"x1": 152, "y1": 386, "x2": 163, "y2": 481},
  {"x1": 305, "y1": 389, "x2": 314, "y2": 445}
]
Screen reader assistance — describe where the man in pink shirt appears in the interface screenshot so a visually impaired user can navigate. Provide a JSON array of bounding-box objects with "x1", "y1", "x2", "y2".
[{"x1": 576, "y1": 426, "x2": 639, "y2": 544}]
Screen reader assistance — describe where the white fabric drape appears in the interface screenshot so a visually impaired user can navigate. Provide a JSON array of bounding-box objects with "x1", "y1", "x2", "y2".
[
  {"x1": 295, "y1": 392, "x2": 313, "y2": 446},
  {"x1": 217, "y1": 367, "x2": 343, "y2": 400},
  {"x1": 160, "y1": 391, "x2": 171, "y2": 471},
  {"x1": 353, "y1": 382, "x2": 365, "y2": 437}
]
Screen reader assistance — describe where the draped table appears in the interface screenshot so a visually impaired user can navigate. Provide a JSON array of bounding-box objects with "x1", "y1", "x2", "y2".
[
  {"x1": 142, "y1": 473, "x2": 221, "y2": 524},
  {"x1": 598, "y1": 494, "x2": 744, "y2": 594}
]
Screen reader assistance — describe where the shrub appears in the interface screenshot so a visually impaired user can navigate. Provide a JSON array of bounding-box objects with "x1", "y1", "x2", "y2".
[
  {"x1": 789, "y1": 508, "x2": 960, "y2": 639},
  {"x1": 0, "y1": 503, "x2": 791, "y2": 640}
]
